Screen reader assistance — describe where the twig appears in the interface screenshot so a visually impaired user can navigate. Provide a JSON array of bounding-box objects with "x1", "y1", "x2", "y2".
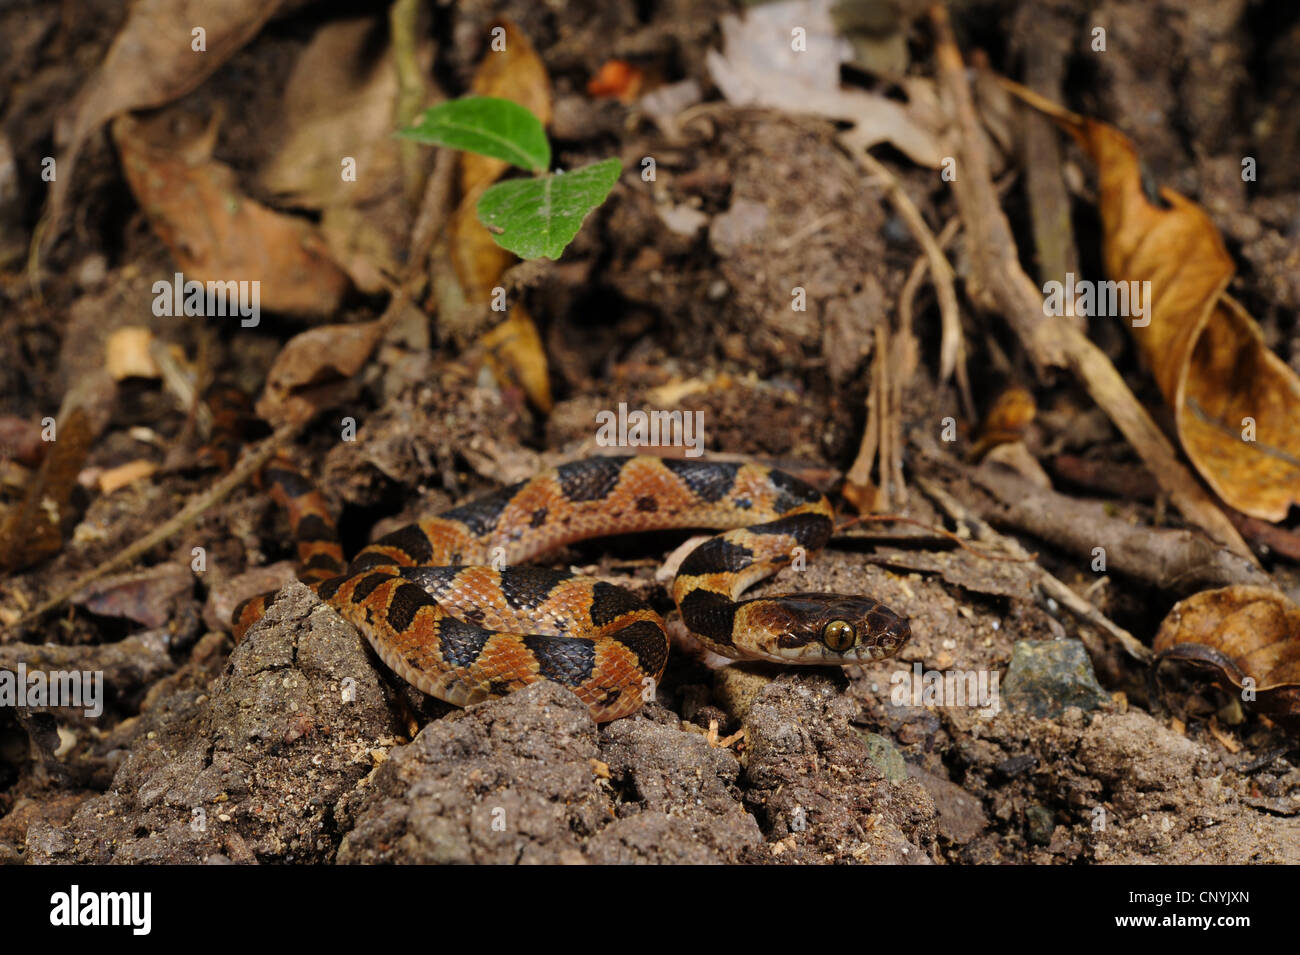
[
  {"x1": 951, "y1": 458, "x2": 1273, "y2": 593},
  {"x1": 899, "y1": 216, "x2": 961, "y2": 340},
  {"x1": 8, "y1": 423, "x2": 301, "y2": 632},
  {"x1": 846, "y1": 145, "x2": 972, "y2": 416},
  {"x1": 390, "y1": 0, "x2": 428, "y2": 202},
  {"x1": 1009, "y1": 3, "x2": 1081, "y2": 325},
  {"x1": 404, "y1": 146, "x2": 457, "y2": 294},
  {"x1": 838, "y1": 512, "x2": 1037, "y2": 564},
  {"x1": 927, "y1": 3, "x2": 1254, "y2": 561},
  {"x1": 916, "y1": 474, "x2": 1152, "y2": 663}
]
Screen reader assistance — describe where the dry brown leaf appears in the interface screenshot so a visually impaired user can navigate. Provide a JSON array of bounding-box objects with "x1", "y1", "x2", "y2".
[
  {"x1": 1009, "y1": 85, "x2": 1300, "y2": 521},
  {"x1": 0, "y1": 407, "x2": 93, "y2": 572},
  {"x1": 46, "y1": 0, "x2": 281, "y2": 243},
  {"x1": 450, "y1": 20, "x2": 554, "y2": 409},
  {"x1": 1078, "y1": 120, "x2": 1300, "y2": 521},
  {"x1": 968, "y1": 385, "x2": 1035, "y2": 461},
  {"x1": 260, "y1": 17, "x2": 410, "y2": 207},
  {"x1": 72, "y1": 564, "x2": 193, "y2": 628},
  {"x1": 462, "y1": 19, "x2": 553, "y2": 194},
  {"x1": 450, "y1": 184, "x2": 513, "y2": 305},
  {"x1": 481, "y1": 305, "x2": 553, "y2": 413},
  {"x1": 259, "y1": 16, "x2": 432, "y2": 294},
  {"x1": 113, "y1": 114, "x2": 350, "y2": 317},
  {"x1": 1154, "y1": 585, "x2": 1300, "y2": 730},
  {"x1": 256, "y1": 320, "x2": 388, "y2": 427}
]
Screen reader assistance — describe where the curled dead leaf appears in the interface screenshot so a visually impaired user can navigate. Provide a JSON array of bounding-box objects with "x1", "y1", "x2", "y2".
[
  {"x1": 462, "y1": 19, "x2": 553, "y2": 194},
  {"x1": 1154, "y1": 586, "x2": 1300, "y2": 730},
  {"x1": 968, "y1": 386, "x2": 1035, "y2": 461},
  {"x1": 45, "y1": 0, "x2": 280, "y2": 245},
  {"x1": 1078, "y1": 120, "x2": 1300, "y2": 522},
  {"x1": 256, "y1": 320, "x2": 388, "y2": 427},
  {"x1": 1008, "y1": 83, "x2": 1300, "y2": 522},
  {"x1": 113, "y1": 114, "x2": 351, "y2": 317},
  {"x1": 481, "y1": 305, "x2": 553, "y2": 413},
  {"x1": 0, "y1": 407, "x2": 93, "y2": 572}
]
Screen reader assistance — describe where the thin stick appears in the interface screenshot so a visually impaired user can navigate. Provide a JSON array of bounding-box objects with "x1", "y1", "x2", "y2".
[
  {"x1": 9, "y1": 423, "x2": 300, "y2": 632},
  {"x1": 847, "y1": 145, "x2": 973, "y2": 418},
  {"x1": 837, "y1": 512, "x2": 1037, "y2": 564},
  {"x1": 916, "y1": 474, "x2": 1152, "y2": 663},
  {"x1": 927, "y1": 3, "x2": 1253, "y2": 561}
]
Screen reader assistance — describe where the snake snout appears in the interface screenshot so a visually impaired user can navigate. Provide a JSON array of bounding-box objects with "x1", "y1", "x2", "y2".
[{"x1": 867, "y1": 612, "x2": 911, "y2": 659}]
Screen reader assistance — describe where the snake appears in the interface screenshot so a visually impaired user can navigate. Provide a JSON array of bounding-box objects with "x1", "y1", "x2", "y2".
[{"x1": 232, "y1": 454, "x2": 911, "y2": 722}]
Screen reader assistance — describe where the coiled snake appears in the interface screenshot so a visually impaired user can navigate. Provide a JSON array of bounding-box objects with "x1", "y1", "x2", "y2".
[{"x1": 233, "y1": 454, "x2": 910, "y2": 721}]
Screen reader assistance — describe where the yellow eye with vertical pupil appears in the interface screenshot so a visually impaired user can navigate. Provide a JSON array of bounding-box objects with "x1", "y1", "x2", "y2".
[{"x1": 822, "y1": 619, "x2": 855, "y2": 652}]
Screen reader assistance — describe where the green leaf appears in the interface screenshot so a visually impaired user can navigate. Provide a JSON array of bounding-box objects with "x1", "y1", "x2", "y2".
[
  {"x1": 476, "y1": 159, "x2": 621, "y2": 260},
  {"x1": 397, "y1": 97, "x2": 550, "y2": 173}
]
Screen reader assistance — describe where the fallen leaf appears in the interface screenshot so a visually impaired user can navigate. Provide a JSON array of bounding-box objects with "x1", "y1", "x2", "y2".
[
  {"x1": 47, "y1": 0, "x2": 281, "y2": 243},
  {"x1": 968, "y1": 386, "x2": 1036, "y2": 461},
  {"x1": 462, "y1": 19, "x2": 553, "y2": 193},
  {"x1": 450, "y1": 184, "x2": 514, "y2": 304},
  {"x1": 259, "y1": 16, "x2": 430, "y2": 293},
  {"x1": 481, "y1": 305, "x2": 552, "y2": 413},
  {"x1": 1009, "y1": 84, "x2": 1300, "y2": 522},
  {"x1": 260, "y1": 17, "x2": 412, "y2": 208},
  {"x1": 256, "y1": 319, "x2": 389, "y2": 427},
  {"x1": 113, "y1": 114, "x2": 351, "y2": 317},
  {"x1": 72, "y1": 564, "x2": 193, "y2": 628},
  {"x1": 706, "y1": 0, "x2": 943, "y2": 168},
  {"x1": 1154, "y1": 585, "x2": 1300, "y2": 730},
  {"x1": 0, "y1": 407, "x2": 93, "y2": 572}
]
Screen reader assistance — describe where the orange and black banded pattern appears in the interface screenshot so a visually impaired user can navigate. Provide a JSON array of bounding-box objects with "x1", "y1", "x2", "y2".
[{"x1": 234, "y1": 455, "x2": 911, "y2": 722}]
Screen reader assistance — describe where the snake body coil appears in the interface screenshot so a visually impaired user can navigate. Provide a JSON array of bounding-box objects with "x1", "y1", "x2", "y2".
[{"x1": 234, "y1": 455, "x2": 910, "y2": 721}]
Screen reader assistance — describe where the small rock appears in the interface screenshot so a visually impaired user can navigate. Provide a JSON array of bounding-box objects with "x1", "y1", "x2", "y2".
[
  {"x1": 1024, "y1": 805, "x2": 1055, "y2": 846},
  {"x1": 1003, "y1": 640, "x2": 1110, "y2": 719},
  {"x1": 858, "y1": 731, "x2": 907, "y2": 783},
  {"x1": 709, "y1": 197, "x2": 769, "y2": 255}
]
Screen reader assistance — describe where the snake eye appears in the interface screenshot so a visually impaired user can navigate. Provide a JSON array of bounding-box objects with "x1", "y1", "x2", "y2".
[{"x1": 822, "y1": 619, "x2": 855, "y2": 652}]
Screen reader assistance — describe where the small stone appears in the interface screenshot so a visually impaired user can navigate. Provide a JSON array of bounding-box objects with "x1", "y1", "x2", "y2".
[
  {"x1": 709, "y1": 198, "x2": 769, "y2": 255},
  {"x1": 1024, "y1": 805, "x2": 1055, "y2": 846},
  {"x1": 858, "y1": 731, "x2": 907, "y2": 783},
  {"x1": 1002, "y1": 640, "x2": 1110, "y2": 719}
]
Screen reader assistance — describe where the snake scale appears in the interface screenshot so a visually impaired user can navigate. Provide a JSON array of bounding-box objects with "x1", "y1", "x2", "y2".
[{"x1": 233, "y1": 453, "x2": 911, "y2": 722}]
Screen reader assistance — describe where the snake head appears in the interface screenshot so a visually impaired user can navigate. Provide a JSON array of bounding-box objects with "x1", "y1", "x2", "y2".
[{"x1": 741, "y1": 593, "x2": 911, "y2": 664}]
